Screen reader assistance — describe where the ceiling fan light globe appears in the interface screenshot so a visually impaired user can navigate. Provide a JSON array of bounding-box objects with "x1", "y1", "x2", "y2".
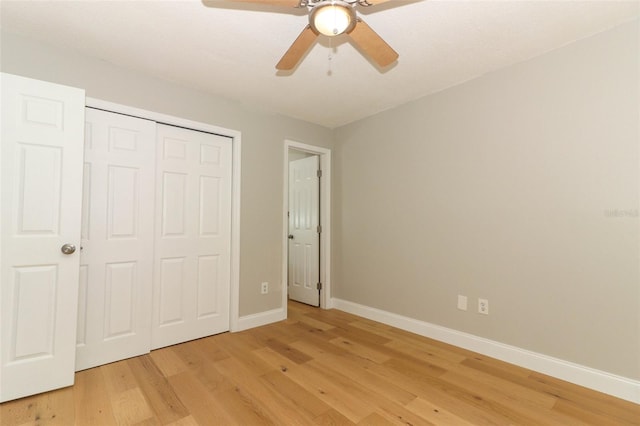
[{"x1": 310, "y1": 1, "x2": 356, "y2": 36}]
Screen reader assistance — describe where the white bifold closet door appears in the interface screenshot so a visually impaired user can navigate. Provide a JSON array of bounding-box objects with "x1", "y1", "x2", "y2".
[
  {"x1": 76, "y1": 111, "x2": 232, "y2": 369},
  {"x1": 75, "y1": 108, "x2": 156, "y2": 371},
  {"x1": 152, "y1": 124, "x2": 232, "y2": 349}
]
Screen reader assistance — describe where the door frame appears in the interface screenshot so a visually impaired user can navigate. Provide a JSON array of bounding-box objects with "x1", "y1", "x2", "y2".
[
  {"x1": 283, "y1": 140, "x2": 332, "y2": 310},
  {"x1": 85, "y1": 97, "x2": 243, "y2": 331}
]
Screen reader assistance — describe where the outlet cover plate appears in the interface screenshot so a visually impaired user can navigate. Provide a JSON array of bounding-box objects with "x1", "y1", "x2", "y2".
[
  {"x1": 457, "y1": 295, "x2": 468, "y2": 311},
  {"x1": 478, "y1": 298, "x2": 489, "y2": 315}
]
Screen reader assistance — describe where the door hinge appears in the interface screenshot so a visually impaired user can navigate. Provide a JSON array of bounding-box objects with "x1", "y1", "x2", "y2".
[
  {"x1": 317, "y1": 169, "x2": 322, "y2": 178},
  {"x1": 317, "y1": 225, "x2": 322, "y2": 234},
  {"x1": 317, "y1": 282, "x2": 322, "y2": 290}
]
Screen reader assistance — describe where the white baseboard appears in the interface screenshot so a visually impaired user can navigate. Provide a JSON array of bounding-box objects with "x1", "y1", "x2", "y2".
[
  {"x1": 234, "y1": 307, "x2": 286, "y2": 332},
  {"x1": 324, "y1": 297, "x2": 335, "y2": 309},
  {"x1": 331, "y1": 298, "x2": 640, "y2": 404}
]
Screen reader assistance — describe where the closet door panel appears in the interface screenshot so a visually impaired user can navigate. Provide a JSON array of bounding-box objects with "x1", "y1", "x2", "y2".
[
  {"x1": 152, "y1": 125, "x2": 232, "y2": 349},
  {"x1": 75, "y1": 108, "x2": 156, "y2": 371}
]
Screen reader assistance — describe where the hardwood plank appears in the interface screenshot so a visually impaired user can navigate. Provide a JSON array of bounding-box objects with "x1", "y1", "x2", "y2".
[
  {"x1": 404, "y1": 397, "x2": 476, "y2": 426},
  {"x1": 463, "y1": 357, "x2": 639, "y2": 424},
  {"x1": 208, "y1": 388, "x2": 276, "y2": 425},
  {"x1": 131, "y1": 417, "x2": 162, "y2": 426},
  {"x1": 73, "y1": 367, "x2": 118, "y2": 425},
  {"x1": 213, "y1": 331, "x2": 274, "y2": 376},
  {"x1": 264, "y1": 337, "x2": 313, "y2": 364},
  {"x1": 148, "y1": 347, "x2": 189, "y2": 378},
  {"x1": 330, "y1": 323, "x2": 392, "y2": 347},
  {"x1": 260, "y1": 369, "x2": 332, "y2": 420},
  {"x1": 212, "y1": 355, "x2": 311, "y2": 424},
  {"x1": 314, "y1": 408, "x2": 357, "y2": 425},
  {"x1": 350, "y1": 318, "x2": 480, "y2": 360},
  {"x1": 131, "y1": 417, "x2": 163, "y2": 426},
  {"x1": 469, "y1": 354, "x2": 531, "y2": 377},
  {"x1": 292, "y1": 341, "x2": 416, "y2": 405},
  {"x1": 529, "y1": 371, "x2": 640, "y2": 424},
  {"x1": 248, "y1": 320, "x2": 308, "y2": 344},
  {"x1": 169, "y1": 339, "x2": 212, "y2": 370},
  {"x1": 288, "y1": 323, "x2": 350, "y2": 357},
  {"x1": 166, "y1": 371, "x2": 235, "y2": 425},
  {"x1": 552, "y1": 398, "x2": 636, "y2": 425},
  {"x1": 461, "y1": 353, "x2": 533, "y2": 379},
  {"x1": 193, "y1": 363, "x2": 236, "y2": 395},
  {"x1": 303, "y1": 309, "x2": 365, "y2": 330},
  {"x1": 328, "y1": 337, "x2": 391, "y2": 364},
  {"x1": 0, "y1": 385, "x2": 75, "y2": 426},
  {"x1": 101, "y1": 360, "x2": 139, "y2": 395},
  {"x1": 371, "y1": 358, "x2": 526, "y2": 425},
  {"x1": 254, "y1": 347, "x2": 375, "y2": 423},
  {"x1": 110, "y1": 387, "x2": 155, "y2": 426},
  {"x1": 383, "y1": 335, "x2": 468, "y2": 367},
  {"x1": 391, "y1": 356, "x2": 549, "y2": 424},
  {"x1": 164, "y1": 415, "x2": 199, "y2": 426},
  {"x1": 126, "y1": 356, "x2": 190, "y2": 424},
  {"x1": 295, "y1": 311, "x2": 337, "y2": 331},
  {"x1": 305, "y1": 358, "x2": 433, "y2": 426},
  {"x1": 192, "y1": 335, "x2": 231, "y2": 363},
  {"x1": 383, "y1": 353, "x2": 448, "y2": 380},
  {"x1": 440, "y1": 370, "x2": 583, "y2": 425},
  {"x1": 289, "y1": 320, "x2": 342, "y2": 342},
  {"x1": 357, "y1": 411, "x2": 405, "y2": 425},
  {"x1": 442, "y1": 367, "x2": 558, "y2": 409}
]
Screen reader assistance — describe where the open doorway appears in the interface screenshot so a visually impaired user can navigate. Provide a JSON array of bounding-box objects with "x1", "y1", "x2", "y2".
[{"x1": 283, "y1": 140, "x2": 331, "y2": 311}]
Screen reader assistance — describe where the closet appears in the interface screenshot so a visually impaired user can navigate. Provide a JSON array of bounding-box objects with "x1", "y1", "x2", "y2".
[{"x1": 1, "y1": 73, "x2": 235, "y2": 402}]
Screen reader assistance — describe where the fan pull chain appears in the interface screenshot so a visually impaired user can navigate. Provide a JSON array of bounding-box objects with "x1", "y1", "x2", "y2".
[{"x1": 327, "y1": 37, "x2": 333, "y2": 76}]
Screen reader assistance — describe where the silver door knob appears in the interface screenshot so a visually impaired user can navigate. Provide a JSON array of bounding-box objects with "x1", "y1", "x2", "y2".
[{"x1": 60, "y1": 243, "x2": 76, "y2": 255}]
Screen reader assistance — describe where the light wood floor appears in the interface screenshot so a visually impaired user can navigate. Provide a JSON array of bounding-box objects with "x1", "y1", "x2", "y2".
[{"x1": 2, "y1": 301, "x2": 639, "y2": 425}]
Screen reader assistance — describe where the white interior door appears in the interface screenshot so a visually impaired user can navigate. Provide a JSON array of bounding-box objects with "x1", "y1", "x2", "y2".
[
  {"x1": 75, "y1": 108, "x2": 156, "y2": 371},
  {"x1": 152, "y1": 124, "x2": 232, "y2": 349},
  {"x1": 288, "y1": 156, "x2": 320, "y2": 306},
  {"x1": 0, "y1": 73, "x2": 85, "y2": 402}
]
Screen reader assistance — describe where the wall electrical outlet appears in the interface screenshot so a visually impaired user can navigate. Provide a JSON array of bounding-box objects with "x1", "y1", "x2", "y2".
[
  {"x1": 478, "y1": 298, "x2": 489, "y2": 315},
  {"x1": 457, "y1": 295, "x2": 468, "y2": 311},
  {"x1": 261, "y1": 282, "x2": 269, "y2": 294}
]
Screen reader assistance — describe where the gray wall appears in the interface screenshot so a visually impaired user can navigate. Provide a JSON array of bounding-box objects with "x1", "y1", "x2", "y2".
[
  {"x1": 334, "y1": 20, "x2": 639, "y2": 379},
  {"x1": 0, "y1": 31, "x2": 334, "y2": 317}
]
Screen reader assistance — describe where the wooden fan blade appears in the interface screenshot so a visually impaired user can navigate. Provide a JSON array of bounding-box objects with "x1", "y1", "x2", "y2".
[
  {"x1": 276, "y1": 25, "x2": 318, "y2": 70},
  {"x1": 223, "y1": 0, "x2": 301, "y2": 6},
  {"x1": 347, "y1": 19, "x2": 398, "y2": 67},
  {"x1": 361, "y1": 0, "x2": 393, "y2": 4}
]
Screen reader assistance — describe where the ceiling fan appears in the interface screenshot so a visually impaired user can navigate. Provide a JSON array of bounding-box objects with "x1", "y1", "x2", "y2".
[{"x1": 227, "y1": 0, "x2": 398, "y2": 70}]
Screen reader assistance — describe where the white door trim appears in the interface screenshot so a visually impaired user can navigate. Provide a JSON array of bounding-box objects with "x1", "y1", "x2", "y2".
[
  {"x1": 85, "y1": 98, "x2": 242, "y2": 332},
  {"x1": 284, "y1": 140, "x2": 332, "y2": 310}
]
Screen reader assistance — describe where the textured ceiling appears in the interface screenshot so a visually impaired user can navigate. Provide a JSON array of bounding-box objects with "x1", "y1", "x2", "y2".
[{"x1": 1, "y1": 1, "x2": 638, "y2": 128}]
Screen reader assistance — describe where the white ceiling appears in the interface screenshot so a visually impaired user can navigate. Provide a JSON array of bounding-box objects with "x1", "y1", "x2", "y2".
[{"x1": 1, "y1": 1, "x2": 638, "y2": 128}]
